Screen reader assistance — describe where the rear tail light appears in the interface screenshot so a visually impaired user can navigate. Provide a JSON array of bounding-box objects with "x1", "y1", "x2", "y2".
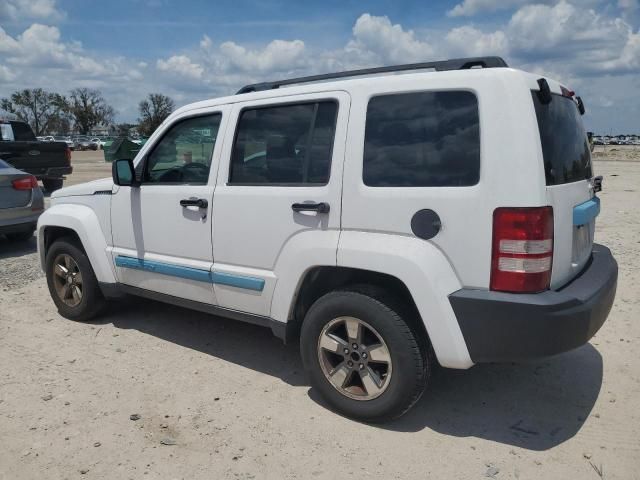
[
  {"x1": 12, "y1": 175, "x2": 38, "y2": 190},
  {"x1": 490, "y1": 207, "x2": 554, "y2": 293},
  {"x1": 65, "y1": 147, "x2": 72, "y2": 164}
]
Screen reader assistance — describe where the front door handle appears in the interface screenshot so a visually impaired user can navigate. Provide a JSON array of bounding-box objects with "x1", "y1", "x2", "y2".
[
  {"x1": 180, "y1": 198, "x2": 208, "y2": 209},
  {"x1": 291, "y1": 202, "x2": 330, "y2": 214}
]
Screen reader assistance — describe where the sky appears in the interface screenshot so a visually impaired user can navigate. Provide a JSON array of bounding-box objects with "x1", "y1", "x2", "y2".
[{"x1": 0, "y1": 0, "x2": 639, "y2": 133}]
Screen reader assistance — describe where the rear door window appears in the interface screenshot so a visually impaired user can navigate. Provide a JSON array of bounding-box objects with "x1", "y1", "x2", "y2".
[
  {"x1": 10, "y1": 122, "x2": 36, "y2": 141},
  {"x1": 532, "y1": 93, "x2": 592, "y2": 185},
  {"x1": 363, "y1": 91, "x2": 480, "y2": 187},
  {"x1": 229, "y1": 101, "x2": 338, "y2": 185}
]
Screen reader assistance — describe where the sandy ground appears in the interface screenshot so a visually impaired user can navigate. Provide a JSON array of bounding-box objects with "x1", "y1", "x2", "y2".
[{"x1": 0, "y1": 148, "x2": 639, "y2": 479}]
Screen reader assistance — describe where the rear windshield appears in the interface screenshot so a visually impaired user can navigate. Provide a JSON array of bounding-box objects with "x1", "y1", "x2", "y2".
[
  {"x1": 0, "y1": 159, "x2": 9, "y2": 169},
  {"x1": 532, "y1": 92, "x2": 592, "y2": 185}
]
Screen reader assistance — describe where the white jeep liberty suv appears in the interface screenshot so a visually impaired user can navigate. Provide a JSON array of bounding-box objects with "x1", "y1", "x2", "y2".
[{"x1": 38, "y1": 57, "x2": 618, "y2": 421}]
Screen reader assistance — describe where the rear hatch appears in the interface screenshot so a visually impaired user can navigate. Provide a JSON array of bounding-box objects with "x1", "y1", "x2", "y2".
[{"x1": 532, "y1": 89, "x2": 596, "y2": 289}]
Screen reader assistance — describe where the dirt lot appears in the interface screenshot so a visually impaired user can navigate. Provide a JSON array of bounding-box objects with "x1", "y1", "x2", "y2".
[{"x1": 1, "y1": 148, "x2": 639, "y2": 479}]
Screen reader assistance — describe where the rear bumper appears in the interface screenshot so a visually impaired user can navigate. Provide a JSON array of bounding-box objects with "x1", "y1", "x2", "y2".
[
  {"x1": 449, "y1": 244, "x2": 617, "y2": 363},
  {"x1": 0, "y1": 220, "x2": 37, "y2": 235},
  {"x1": 28, "y1": 166, "x2": 73, "y2": 179}
]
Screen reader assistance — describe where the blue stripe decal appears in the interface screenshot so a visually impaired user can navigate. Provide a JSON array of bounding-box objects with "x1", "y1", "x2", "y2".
[
  {"x1": 573, "y1": 197, "x2": 600, "y2": 226},
  {"x1": 114, "y1": 256, "x2": 265, "y2": 292},
  {"x1": 211, "y1": 271, "x2": 265, "y2": 291}
]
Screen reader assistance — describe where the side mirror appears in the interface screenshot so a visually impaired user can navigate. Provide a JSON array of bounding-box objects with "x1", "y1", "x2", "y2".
[{"x1": 112, "y1": 158, "x2": 138, "y2": 186}]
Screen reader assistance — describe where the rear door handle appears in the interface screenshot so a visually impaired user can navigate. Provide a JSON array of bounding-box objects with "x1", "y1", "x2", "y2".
[
  {"x1": 291, "y1": 202, "x2": 330, "y2": 214},
  {"x1": 180, "y1": 198, "x2": 208, "y2": 209}
]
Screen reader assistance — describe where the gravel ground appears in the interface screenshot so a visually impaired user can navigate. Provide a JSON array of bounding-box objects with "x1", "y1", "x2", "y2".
[{"x1": 0, "y1": 148, "x2": 639, "y2": 479}]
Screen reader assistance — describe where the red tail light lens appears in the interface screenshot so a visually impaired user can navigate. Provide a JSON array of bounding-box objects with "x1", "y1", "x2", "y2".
[
  {"x1": 65, "y1": 147, "x2": 72, "y2": 164},
  {"x1": 490, "y1": 207, "x2": 554, "y2": 293},
  {"x1": 12, "y1": 175, "x2": 38, "y2": 190}
]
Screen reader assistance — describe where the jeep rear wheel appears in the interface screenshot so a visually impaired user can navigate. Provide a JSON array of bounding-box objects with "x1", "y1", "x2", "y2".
[
  {"x1": 45, "y1": 238, "x2": 106, "y2": 321},
  {"x1": 300, "y1": 288, "x2": 430, "y2": 422}
]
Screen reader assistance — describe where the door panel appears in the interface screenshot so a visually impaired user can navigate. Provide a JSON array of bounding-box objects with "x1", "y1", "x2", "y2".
[
  {"x1": 212, "y1": 92, "x2": 349, "y2": 316},
  {"x1": 110, "y1": 108, "x2": 229, "y2": 304}
]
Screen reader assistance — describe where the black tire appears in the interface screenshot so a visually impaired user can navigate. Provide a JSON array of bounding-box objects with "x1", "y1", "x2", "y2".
[
  {"x1": 45, "y1": 237, "x2": 106, "y2": 321},
  {"x1": 43, "y1": 178, "x2": 63, "y2": 192},
  {"x1": 6, "y1": 229, "x2": 35, "y2": 242},
  {"x1": 300, "y1": 287, "x2": 430, "y2": 422}
]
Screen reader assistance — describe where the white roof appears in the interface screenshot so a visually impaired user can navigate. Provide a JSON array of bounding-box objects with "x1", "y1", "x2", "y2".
[{"x1": 173, "y1": 66, "x2": 566, "y2": 117}]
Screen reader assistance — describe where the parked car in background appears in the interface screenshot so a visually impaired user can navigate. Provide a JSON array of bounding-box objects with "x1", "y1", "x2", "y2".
[
  {"x1": 0, "y1": 159, "x2": 44, "y2": 241},
  {"x1": 54, "y1": 136, "x2": 75, "y2": 150},
  {"x1": 0, "y1": 115, "x2": 72, "y2": 192},
  {"x1": 89, "y1": 138, "x2": 101, "y2": 150},
  {"x1": 37, "y1": 136, "x2": 55, "y2": 142},
  {"x1": 73, "y1": 136, "x2": 92, "y2": 151}
]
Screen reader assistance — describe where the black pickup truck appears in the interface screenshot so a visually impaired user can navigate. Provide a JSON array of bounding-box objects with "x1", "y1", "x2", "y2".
[{"x1": 0, "y1": 114, "x2": 72, "y2": 192}]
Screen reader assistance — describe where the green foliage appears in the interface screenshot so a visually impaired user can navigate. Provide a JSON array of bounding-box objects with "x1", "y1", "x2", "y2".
[
  {"x1": 68, "y1": 88, "x2": 115, "y2": 135},
  {"x1": 0, "y1": 88, "x2": 70, "y2": 136},
  {"x1": 138, "y1": 93, "x2": 175, "y2": 136}
]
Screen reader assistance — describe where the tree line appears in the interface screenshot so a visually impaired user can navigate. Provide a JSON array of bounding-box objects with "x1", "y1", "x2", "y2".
[{"x1": 1, "y1": 89, "x2": 175, "y2": 137}]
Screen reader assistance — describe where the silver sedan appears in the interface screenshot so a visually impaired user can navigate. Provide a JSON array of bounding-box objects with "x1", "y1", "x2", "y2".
[{"x1": 0, "y1": 159, "x2": 45, "y2": 242}]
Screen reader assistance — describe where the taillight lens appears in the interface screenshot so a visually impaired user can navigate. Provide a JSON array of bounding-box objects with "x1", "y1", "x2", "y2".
[
  {"x1": 490, "y1": 207, "x2": 554, "y2": 293},
  {"x1": 12, "y1": 175, "x2": 38, "y2": 190},
  {"x1": 65, "y1": 147, "x2": 72, "y2": 164}
]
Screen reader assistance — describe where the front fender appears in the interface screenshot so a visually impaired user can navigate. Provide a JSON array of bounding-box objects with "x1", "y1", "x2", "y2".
[
  {"x1": 337, "y1": 231, "x2": 473, "y2": 369},
  {"x1": 37, "y1": 204, "x2": 116, "y2": 284}
]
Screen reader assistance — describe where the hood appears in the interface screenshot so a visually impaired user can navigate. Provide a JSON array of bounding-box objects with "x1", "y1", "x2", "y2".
[{"x1": 51, "y1": 177, "x2": 114, "y2": 199}]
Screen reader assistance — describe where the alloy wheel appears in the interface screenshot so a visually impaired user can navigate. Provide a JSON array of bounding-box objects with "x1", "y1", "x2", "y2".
[
  {"x1": 52, "y1": 254, "x2": 83, "y2": 307},
  {"x1": 317, "y1": 316, "x2": 392, "y2": 401}
]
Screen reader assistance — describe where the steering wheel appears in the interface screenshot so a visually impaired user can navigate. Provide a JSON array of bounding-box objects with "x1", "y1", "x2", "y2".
[{"x1": 181, "y1": 162, "x2": 209, "y2": 182}]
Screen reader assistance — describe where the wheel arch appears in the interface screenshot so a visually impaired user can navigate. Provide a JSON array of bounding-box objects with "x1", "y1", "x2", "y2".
[
  {"x1": 272, "y1": 231, "x2": 474, "y2": 369},
  {"x1": 283, "y1": 266, "x2": 424, "y2": 342},
  {"x1": 37, "y1": 204, "x2": 116, "y2": 284}
]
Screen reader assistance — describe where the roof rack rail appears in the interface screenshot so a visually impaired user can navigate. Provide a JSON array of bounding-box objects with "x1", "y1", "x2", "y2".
[{"x1": 236, "y1": 56, "x2": 508, "y2": 94}]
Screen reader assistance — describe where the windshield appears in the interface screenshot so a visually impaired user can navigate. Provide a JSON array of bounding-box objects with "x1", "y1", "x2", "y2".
[{"x1": 532, "y1": 92, "x2": 592, "y2": 185}]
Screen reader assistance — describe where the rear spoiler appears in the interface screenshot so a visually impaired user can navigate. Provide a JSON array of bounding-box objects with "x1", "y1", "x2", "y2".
[{"x1": 536, "y1": 78, "x2": 585, "y2": 115}]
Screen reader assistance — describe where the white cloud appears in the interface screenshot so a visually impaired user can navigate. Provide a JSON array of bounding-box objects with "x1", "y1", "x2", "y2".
[
  {"x1": 506, "y1": 1, "x2": 639, "y2": 75},
  {"x1": 448, "y1": 0, "x2": 536, "y2": 17},
  {"x1": 446, "y1": 26, "x2": 508, "y2": 56},
  {"x1": 0, "y1": 23, "x2": 144, "y2": 120},
  {"x1": 200, "y1": 34, "x2": 212, "y2": 50},
  {"x1": 345, "y1": 13, "x2": 433, "y2": 65},
  {"x1": 0, "y1": 64, "x2": 16, "y2": 82},
  {"x1": 0, "y1": 0, "x2": 65, "y2": 22},
  {"x1": 219, "y1": 39, "x2": 306, "y2": 73},
  {"x1": 157, "y1": 55, "x2": 204, "y2": 79},
  {"x1": 0, "y1": 27, "x2": 20, "y2": 53},
  {"x1": 1, "y1": 8, "x2": 638, "y2": 132}
]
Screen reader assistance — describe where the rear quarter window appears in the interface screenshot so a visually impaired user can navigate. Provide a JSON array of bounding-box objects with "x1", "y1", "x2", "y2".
[
  {"x1": 10, "y1": 121, "x2": 36, "y2": 141},
  {"x1": 532, "y1": 93, "x2": 592, "y2": 185},
  {"x1": 363, "y1": 90, "x2": 480, "y2": 187}
]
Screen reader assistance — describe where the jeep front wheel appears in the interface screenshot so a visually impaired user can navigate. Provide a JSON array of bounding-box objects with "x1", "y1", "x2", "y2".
[
  {"x1": 45, "y1": 238, "x2": 106, "y2": 321},
  {"x1": 300, "y1": 288, "x2": 430, "y2": 422}
]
